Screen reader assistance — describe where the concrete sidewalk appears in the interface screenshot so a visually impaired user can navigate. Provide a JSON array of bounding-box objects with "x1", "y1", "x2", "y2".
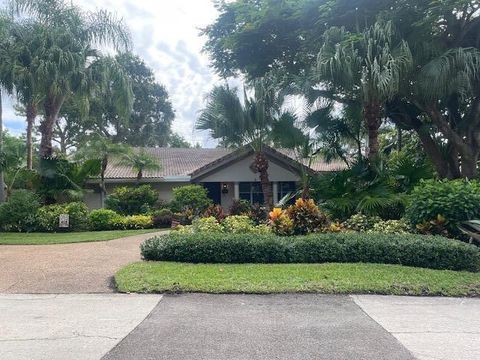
[
  {"x1": 0, "y1": 294, "x2": 162, "y2": 360},
  {"x1": 353, "y1": 295, "x2": 480, "y2": 360}
]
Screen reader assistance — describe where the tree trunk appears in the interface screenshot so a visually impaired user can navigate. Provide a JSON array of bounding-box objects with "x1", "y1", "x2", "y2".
[
  {"x1": 40, "y1": 95, "x2": 64, "y2": 158},
  {"x1": 461, "y1": 153, "x2": 478, "y2": 178},
  {"x1": 0, "y1": 89, "x2": 5, "y2": 203},
  {"x1": 26, "y1": 102, "x2": 37, "y2": 170},
  {"x1": 363, "y1": 102, "x2": 382, "y2": 161},
  {"x1": 136, "y1": 169, "x2": 142, "y2": 185},
  {"x1": 253, "y1": 151, "x2": 273, "y2": 209},
  {"x1": 100, "y1": 156, "x2": 108, "y2": 197},
  {"x1": 397, "y1": 126, "x2": 402, "y2": 151}
]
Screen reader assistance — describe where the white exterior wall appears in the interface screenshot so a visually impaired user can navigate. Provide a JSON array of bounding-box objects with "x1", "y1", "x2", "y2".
[{"x1": 198, "y1": 155, "x2": 300, "y2": 182}]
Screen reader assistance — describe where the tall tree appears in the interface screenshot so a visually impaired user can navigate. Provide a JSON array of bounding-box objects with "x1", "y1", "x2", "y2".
[
  {"x1": 197, "y1": 79, "x2": 298, "y2": 208},
  {"x1": 86, "y1": 53, "x2": 175, "y2": 146},
  {"x1": 316, "y1": 21, "x2": 412, "y2": 160},
  {"x1": 0, "y1": 13, "x2": 14, "y2": 203},
  {"x1": 10, "y1": 0, "x2": 132, "y2": 158}
]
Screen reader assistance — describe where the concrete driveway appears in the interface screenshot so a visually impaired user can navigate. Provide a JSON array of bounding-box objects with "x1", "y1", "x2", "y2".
[{"x1": 0, "y1": 231, "x2": 163, "y2": 293}]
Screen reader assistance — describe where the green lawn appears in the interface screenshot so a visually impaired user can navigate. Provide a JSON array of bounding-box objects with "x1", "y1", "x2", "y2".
[
  {"x1": 116, "y1": 262, "x2": 480, "y2": 297},
  {"x1": 0, "y1": 229, "x2": 162, "y2": 245}
]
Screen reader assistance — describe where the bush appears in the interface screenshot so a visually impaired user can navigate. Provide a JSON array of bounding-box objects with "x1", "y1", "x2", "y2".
[
  {"x1": 0, "y1": 190, "x2": 40, "y2": 232},
  {"x1": 88, "y1": 209, "x2": 122, "y2": 230},
  {"x1": 343, "y1": 213, "x2": 382, "y2": 232},
  {"x1": 171, "y1": 185, "x2": 212, "y2": 214},
  {"x1": 286, "y1": 198, "x2": 328, "y2": 235},
  {"x1": 105, "y1": 185, "x2": 158, "y2": 215},
  {"x1": 152, "y1": 208, "x2": 173, "y2": 228},
  {"x1": 405, "y1": 179, "x2": 480, "y2": 236},
  {"x1": 222, "y1": 215, "x2": 255, "y2": 233},
  {"x1": 141, "y1": 232, "x2": 480, "y2": 272},
  {"x1": 36, "y1": 202, "x2": 89, "y2": 232},
  {"x1": 248, "y1": 203, "x2": 268, "y2": 224},
  {"x1": 229, "y1": 199, "x2": 251, "y2": 215},
  {"x1": 369, "y1": 220, "x2": 410, "y2": 234},
  {"x1": 268, "y1": 208, "x2": 294, "y2": 236},
  {"x1": 202, "y1": 204, "x2": 225, "y2": 222},
  {"x1": 113, "y1": 215, "x2": 153, "y2": 230},
  {"x1": 192, "y1": 217, "x2": 224, "y2": 233}
]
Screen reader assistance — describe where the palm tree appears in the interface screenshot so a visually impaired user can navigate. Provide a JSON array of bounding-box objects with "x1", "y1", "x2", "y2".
[
  {"x1": 316, "y1": 20, "x2": 412, "y2": 161},
  {"x1": 118, "y1": 149, "x2": 160, "y2": 184},
  {"x1": 197, "y1": 79, "x2": 295, "y2": 208},
  {"x1": 7, "y1": 20, "x2": 42, "y2": 169},
  {"x1": 75, "y1": 136, "x2": 126, "y2": 200},
  {"x1": 9, "y1": 0, "x2": 132, "y2": 158},
  {"x1": 0, "y1": 13, "x2": 14, "y2": 203}
]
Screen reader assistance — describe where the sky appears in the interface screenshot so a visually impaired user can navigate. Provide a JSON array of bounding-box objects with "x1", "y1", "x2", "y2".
[{"x1": 1, "y1": 0, "x2": 227, "y2": 147}]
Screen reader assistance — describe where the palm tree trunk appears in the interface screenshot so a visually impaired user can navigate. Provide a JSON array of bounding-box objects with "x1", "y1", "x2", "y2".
[
  {"x1": 0, "y1": 89, "x2": 5, "y2": 203},
  {"x1": 100, "y1": 156, "x2": 108, "y2": 197},
  {"x1": 40, "y1": 94, "x2": 64, "y2": 158},
  {"x1": 136, "y1": 169, "x2": 142, "y2": 185},
  {"x1": 253, "y1": 151, "x2": 273, "y2": 209},
  {"x1": 26, "y1": 101, "x2": 37, "y2": 170},
  {"x1": 363, "y1": 102, "x2": 382, "y2": 161}
]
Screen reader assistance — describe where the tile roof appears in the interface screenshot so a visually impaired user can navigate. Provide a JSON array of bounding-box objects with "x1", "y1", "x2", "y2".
[{"x1": 104, "y1": 147, "x2": 346, "y2": 180}]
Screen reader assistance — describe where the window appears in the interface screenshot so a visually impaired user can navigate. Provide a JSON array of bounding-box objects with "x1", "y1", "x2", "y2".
[
  {"x1": 239, "y1": 182, "x2": 265, "y2": 204},
  {"x1": 277, "y1": 182, "x2": 297, "y2": 205}
]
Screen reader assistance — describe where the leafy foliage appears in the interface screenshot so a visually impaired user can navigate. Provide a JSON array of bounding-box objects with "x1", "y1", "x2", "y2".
[
  {"x1": 0, "y1": 190, "x2": 40, "y2": 231},
  {"x1": 343, "y1": 213, "x2": 381, "y2": 232},
  {"x1": 405, "y1": 179, "x2": 480, "y2": 236},
  {"x1": 105, "y1": 185, "x2": 159, "y2": 215},
  {"x1": 286, "y1": 198, "x2": 328, "y2": 235},
  {"x1": 36, "y1": 202, "x2": 88, "y2": 232},
  {"x1": 141, "y1": 232, "x2": 480, "y2": 272},
  {"x1": 88, "y1": 209, "x2": 122, "y2": 231},
  {"x1": 171, "y1": 185, "x2": 212, "y2": 214},
  {"x1": 152, "y1": 208, "x2": 173, "y2": 228}
]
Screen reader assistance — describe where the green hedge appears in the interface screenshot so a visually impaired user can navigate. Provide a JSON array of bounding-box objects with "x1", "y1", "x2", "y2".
[{"x1": 141, "y1": 232, "x2": 480, "y2": 272}]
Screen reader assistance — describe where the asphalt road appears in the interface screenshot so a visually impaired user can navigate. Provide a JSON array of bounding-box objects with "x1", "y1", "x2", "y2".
[{"x1": 103, "y1": 294, "x2": 415, "y2": 360}]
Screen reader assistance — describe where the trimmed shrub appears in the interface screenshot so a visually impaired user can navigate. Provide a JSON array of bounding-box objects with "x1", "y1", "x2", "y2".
[
  {"x1": 0, "y1": 190, "x2": 40, "y2": 232},
  {"x1": 405, "y1": 179, "x2": 480, "y2": 236},
  {"x1": 141, "y1": 232, "x2": 480, "y2": 272},
  {"x1": 105, "y1": 185, "x2": 158, "y2": 215},
  {"x1": 171, "y1": 185, "x2": 212, "y2": 214},
  {"x1": 36, "y1": 202, "x2": 89, "y2": 232},
  {"x1": 152, "y1": 208, "x2": 173, "y2": 228},
  {"x1": 88, "y1": 209, "x2": 122, "y2": 230}
]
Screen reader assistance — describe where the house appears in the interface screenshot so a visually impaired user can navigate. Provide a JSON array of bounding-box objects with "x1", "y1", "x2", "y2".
[{"x1": 83, "y1": 145, "x2": 345, "y2": 210}]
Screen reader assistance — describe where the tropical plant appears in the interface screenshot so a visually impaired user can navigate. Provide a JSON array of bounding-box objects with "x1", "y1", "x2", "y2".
[
  {"x1": 316, "y1": 20, "x2": 412, "y2": 161},
  {"x1": 37, "y1": 157, "x2": 100, "y2": 204},
  {"x1": 9, "y1": 0, "x2": 132, "y2": 158},
  {"x1": 286, "y1": 198, "x2": 328, "y2": 235},
  {"x1": 0, "y1": 189, "x2": 40, "y2": 231},
  {"x1": 197, "y1": 79, "x2": 301, "y2": 208},
  {"x1": 75, "y1": 135, "x2": 127, "y2": 198},
  {"x1": 0, "y1": 12, "x2": 15, "y2": 203},
  {"x1": 405, "y1": 179, "x2": 480, "y2": 237},
  {"x1": 313, "y1": 159, "x2": 408, "y2": 220},
  {"x1": 117, "y1": 148, "x2": 160, "y2": 184}
]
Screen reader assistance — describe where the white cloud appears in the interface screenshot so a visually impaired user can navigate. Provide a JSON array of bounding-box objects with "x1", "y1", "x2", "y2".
[{"x1": 3, "y1": 0, "x2": 223, "y2": 146}]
